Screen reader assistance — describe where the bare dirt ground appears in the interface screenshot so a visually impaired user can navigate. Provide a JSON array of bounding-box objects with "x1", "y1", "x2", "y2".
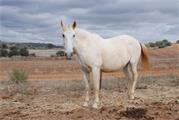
[
  {"x1": 0, "y1": 44, "x2": 179, "y2": 120},
  {"x1": 0, "y1": 76, "x2": 179, "y2": 120}
]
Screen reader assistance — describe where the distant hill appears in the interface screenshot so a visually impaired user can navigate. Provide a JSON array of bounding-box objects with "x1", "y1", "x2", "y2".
[{"x1": 0, "y1": 41, "x2": 64, "y2": 49}]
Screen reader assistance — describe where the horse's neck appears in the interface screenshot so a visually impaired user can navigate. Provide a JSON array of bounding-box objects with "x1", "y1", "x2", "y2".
[
  {"x1": 74, "y1": 28, "x2": 96, "y2": 55},
  {"x1": 75, "y1": 28, "x2": 102, "y2": 41},
  {"x1": 74, "y1": 29, "x2": 88, "y2": 50},
  {"x1": 75, "y1": 28, "x2": 90, "y2": 40}
]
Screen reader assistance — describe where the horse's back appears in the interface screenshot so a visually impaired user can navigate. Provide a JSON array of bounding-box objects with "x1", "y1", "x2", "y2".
[
  {"x1": 100, "y1": 35, "x2": 141, "y2": 71},
  {"x1": 109, "y1": 35, "x2": 139, "y2": 45},
  {"x1": 111, "y1": 35, "x2": 141, "y2": 63},
  {"x1": 105, "y1": 35, "x2": 140, "y2": 53},
  {"x1": 114, "y1": 35, "x2": 141, "y2": 64}
]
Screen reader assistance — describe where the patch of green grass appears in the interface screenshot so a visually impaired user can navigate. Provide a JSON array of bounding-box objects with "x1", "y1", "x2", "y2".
[{"x1": 8, "y1": 69, "x2": 28, "y2": 84}]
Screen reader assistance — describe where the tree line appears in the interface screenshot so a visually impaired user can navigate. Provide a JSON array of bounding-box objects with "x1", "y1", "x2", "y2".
[
  {"x1": 0, "y1": 44, "x2": 29, "y2": 57},
  {"x1": 145, "y1": 39, "x2": 175, "y2": 48},
  {"x1": 1, "y1": 39, "x2": 178, "y2": 57}
]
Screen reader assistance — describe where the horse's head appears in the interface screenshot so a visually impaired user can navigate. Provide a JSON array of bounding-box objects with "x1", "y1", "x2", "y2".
[{"x1": 60, "y1": 21, "x2": 77, "y2": 60}]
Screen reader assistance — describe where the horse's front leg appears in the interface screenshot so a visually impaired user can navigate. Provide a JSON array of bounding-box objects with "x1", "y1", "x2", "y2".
[
  {"x1": 81, "y1": 68, "x2": 90, "y2": 107},
  {"x1": 92, "y1": 67, "x2": 100, "y2": 108}
]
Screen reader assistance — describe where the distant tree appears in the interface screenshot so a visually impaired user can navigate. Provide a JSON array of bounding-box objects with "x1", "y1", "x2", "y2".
[
  {"x1": 148, "y1": 42, "x2": 155, "y2": 47},
  {"x1": 176, "y1": 40, "x2": 179, "y2": 44},
  {"x1": 8, "y1": 46, "x2": 19, "y2": 57},
  {"x1": 158, "y1": 43, "x2": 165, "y2": 48},
  {"x1": 155, "y1": 41, "x2": 162, "y2": 47},
  {"x1": 47, "y1": 43, "x2": 54, "y2": 49},
  {"x1": 162, "y1": 39, "x2": 171, "y2": 47},
  {"x1": 146, "y1": 39, "x2": 172, "y2": 48},
  {"x1": 1, "y1": 43, "x2": 8, "y2": 49},
  {"x1": 56, "y1": 51, "x2": 65, "y2": 56},
  {"x1": 19, "y1": 47, "x2": 29, "y2": 56},
  {"x1": 162, "y1": 39, "x2": 168, "y2": 43},
  {"x1": 165, "y1": 41, "x2": 171, "y2": 46},
  {"x1": 0, "y1": 49, "x2": 8, "y2": 57}
]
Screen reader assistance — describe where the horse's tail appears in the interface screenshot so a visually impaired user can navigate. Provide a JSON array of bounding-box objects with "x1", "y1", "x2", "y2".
[{"x1": 140, "y1": 43, "x2": 149, "y2": 70}]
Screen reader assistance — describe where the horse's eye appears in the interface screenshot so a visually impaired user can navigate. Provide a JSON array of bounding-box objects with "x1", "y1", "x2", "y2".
[
  {"x1": 62, "y1": 34, "x2": 65, "y2": 38},
  {"x1": 73, "y1": 34, "x2": 75, "y2": 38}
]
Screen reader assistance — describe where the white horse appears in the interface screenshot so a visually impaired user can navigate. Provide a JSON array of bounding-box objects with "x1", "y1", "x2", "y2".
[{"x1": 60, "y1": 21, "x2": 149, "y2": 108}]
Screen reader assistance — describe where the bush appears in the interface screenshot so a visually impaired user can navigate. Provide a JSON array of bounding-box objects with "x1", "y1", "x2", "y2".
[
  {"x1": 0, "y1": 43, "x2": 8, "y2": 49},
  {"x1": 8, "y1": 46, "x2": 19, "y2": 57},
  {"x1": 176, "y1": 40, "x2": 179, "y2": 44},
  {"x1": 158, "y1": 44, "x2": 165, "y2": 48},
  {"x1": 162, "y1": 39, "x2": 168, "y2": 43},
  {"x1": 56, "y1": 51, "x2": 65, "y2": 56},
  {"x1": 19, "y1": 47, "x2": 29, "y2": 56},
  {"x1": 155, "y1": 41, "x2": 162, "y2": 47},
  {"x1": 8, "y1": 69, "x2": 28, "y2": 84},
  {"x1": 165, "y1": 41, "x2": 171, "y2": 46},
  {"x1": 148, "y1": 42, "x2": 156, "y2": 47},
  {"x1": 146, "y1": 39, "x2": 172, "y2": 48},
  {"x1": 47, "y1": 43, "x2": 54, "y2": 49},
  {"x1": 159, "y1": 39, "x2": 171, "y2": 48},
  {"x1": 0, "y1": 49, "x2": 8, "y2": 57}
]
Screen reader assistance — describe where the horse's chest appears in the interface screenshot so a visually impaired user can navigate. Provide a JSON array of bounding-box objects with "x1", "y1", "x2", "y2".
[{"x1": 77, "y1": 50, "x2": 102, "y2": 67}]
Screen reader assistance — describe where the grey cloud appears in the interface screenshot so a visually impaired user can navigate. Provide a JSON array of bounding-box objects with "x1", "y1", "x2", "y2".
[{"x1": 0, "y1": 0, "x2": 178, "y2": 45}]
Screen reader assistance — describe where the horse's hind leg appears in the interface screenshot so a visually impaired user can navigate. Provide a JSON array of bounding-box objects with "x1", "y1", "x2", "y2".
[
  {"x1": 123, "y1": 63, "x2": 133, "y2": 98},
  {"x1": 129, "y1": 63, "x2": 138, "y2": 99}
]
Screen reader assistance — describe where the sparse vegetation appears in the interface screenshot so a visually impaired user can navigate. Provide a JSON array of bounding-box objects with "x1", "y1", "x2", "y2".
[
  {"x1": 0, "y1": 44, "x2": 30, "y2": 57},
  {"x1": 0, "y1": 44, "x2": 178, "y2": 119},
  {"x1": 0, "y1": 42, "x2": 63, "y2": 57},
  {"x1": 0, "y1": 43, "x2": 8, "y2": 49},
  {"x1": 8, "y1": 46, "x2": 20, "y2": 57},
  {"x1": 8, "y1": 69, "x2": 28, "y2": 84},
  {"x1": 56, "y1": 50, "x2": 65, "y2": 57},
  {"x1": 146, "y1": 39, "x2": 172, "y2": 48},
  {"x1": 0, "y1": 49, "x2": 8, "y2": 57},
  {"x1": 176, "y1": 40, "x2": 179, "y2": 44},
  {"x1": 0, "y1": 43, "x2": 9, "y2": 57},
  {"x1": 19, "y1": 47, "x2": 29, "y2": 56},
  {"x1": 47, "y1": 43, "x2": 55, "y2": 49}
]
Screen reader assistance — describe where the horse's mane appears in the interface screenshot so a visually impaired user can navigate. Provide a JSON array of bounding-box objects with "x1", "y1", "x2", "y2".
[{"x1": 75, "y1": 28, "x2": 103, "y2": 40}]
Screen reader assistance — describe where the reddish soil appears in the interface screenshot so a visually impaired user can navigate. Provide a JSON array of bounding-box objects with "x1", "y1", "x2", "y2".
[
  {"x1": 0, "y1": 77, "x2": 179, "y2": 120},
  {"x1": 0, "y1": 44, "x2": 179, "y2": 81}
]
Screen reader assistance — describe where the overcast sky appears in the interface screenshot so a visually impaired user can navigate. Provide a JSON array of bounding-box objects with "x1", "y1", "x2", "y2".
[{"x1": 0, "y1": 0, "x2": 178, "y2": 45}]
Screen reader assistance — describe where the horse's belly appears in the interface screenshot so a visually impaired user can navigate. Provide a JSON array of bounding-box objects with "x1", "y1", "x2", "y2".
[{"x1": 101, "y1": 56, "x2": 129, "y2": 72}]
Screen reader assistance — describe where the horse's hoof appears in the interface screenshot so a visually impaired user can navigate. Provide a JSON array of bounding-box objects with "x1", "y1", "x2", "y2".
[
  {"x1": 129, "y1": 95, "x2": 135, "y2": 100},
  {"x1": 83, "y1": 102, "x2": 89, "y2": 107},
  {"x1": 92, "y1": 102, "x2": 99, "y2": 109}
]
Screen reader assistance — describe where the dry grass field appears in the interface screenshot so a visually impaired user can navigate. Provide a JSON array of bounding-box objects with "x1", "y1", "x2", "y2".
[{"x1": 0, "y1": 44, "x2": 179, "y2": 120}]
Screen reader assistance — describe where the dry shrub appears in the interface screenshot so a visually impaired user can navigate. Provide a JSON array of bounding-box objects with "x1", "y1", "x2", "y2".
[{"x1": 8, "y1": 69, "x2": 28, "y2": 84}]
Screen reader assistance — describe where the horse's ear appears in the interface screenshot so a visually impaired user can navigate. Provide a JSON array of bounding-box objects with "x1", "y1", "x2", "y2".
[
  {"x1": 72, "y1": 21, "x2": 77, "y2": 29},
  {"x1": 60, "y1": 20, "x2": 64, "y2": 28}
]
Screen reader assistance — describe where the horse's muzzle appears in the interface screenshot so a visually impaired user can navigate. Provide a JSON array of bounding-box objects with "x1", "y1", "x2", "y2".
[{"x1": 65, "y1": 53, "x2": 73, "y2": 60}]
